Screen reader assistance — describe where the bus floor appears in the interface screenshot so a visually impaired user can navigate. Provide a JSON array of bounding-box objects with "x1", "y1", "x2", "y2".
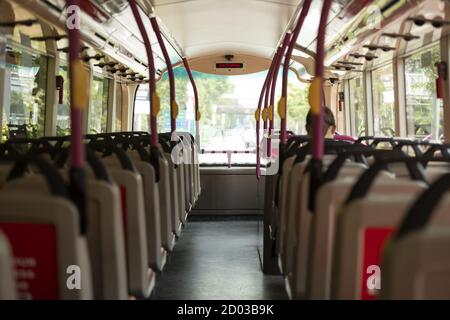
[{"x1": 151, "y1": 216, "x2": 287, "y2": 300}]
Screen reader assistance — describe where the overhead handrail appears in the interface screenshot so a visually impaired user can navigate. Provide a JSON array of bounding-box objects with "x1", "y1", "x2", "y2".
[
  {"x1": 66, "y1": 0, "x2": 89, "y2": 234},
  {"x1": 182, "y1": 57, "x2": 200, "y2": 148},
  {"x1": 279, "y1": 0, "x2": 313, "y2": 153},
  {"x1": 129, "y1": 0, "x2": 161, "y2": 181},
  {"x1": 150, "y1": 15, "x2": 178, "y2": 135},
  {"x1": 307, "y1": 0, "x2": 333, "y2": 211}
]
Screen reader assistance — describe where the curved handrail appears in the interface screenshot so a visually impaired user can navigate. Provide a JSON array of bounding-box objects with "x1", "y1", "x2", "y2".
[
  {"x1": 182, "y1": 57, "x2": 200, "y2": 148},
  {"x1": 255, "y1": 45, "x2": 279, "y2": 179},
  {"x1": 279, "y1": 0, "x2": 312, "y2": 147},
  {"x1": 150, "y1": 16, "x2": 178, "y2": 134},
  {"x1": 129, "y1": 0, "x2": 161, "y2": 181},
  {"x1": 268, "y1": 32, "x2": 292, "y2": 158},
  {"x1": 129, "y1": 0, "x2": 158, "y2": 146}
]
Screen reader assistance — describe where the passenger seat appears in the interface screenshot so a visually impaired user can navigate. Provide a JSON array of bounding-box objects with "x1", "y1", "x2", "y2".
[{"x1": 0, "y1": 230, "x2": 16, "y2": 299}]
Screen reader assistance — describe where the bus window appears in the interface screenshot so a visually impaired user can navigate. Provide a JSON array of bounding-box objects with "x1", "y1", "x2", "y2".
[
  {"x1": 372, "y1": 64, "x2": 395, "y2": 136},
  {"x1": 349, "y1": 76, "x2": 366, "y2": 137},
  {"x1": 114, "y1": 83, "x2": 123, "y2": 132},
  {"x1": 89, "y1": 77, "x2": 109, "y2": 134},
  {"x1": 56, "y1": 65, "x2": 71, "y2": 136},
  {"x1": 286, "y1": 77, "x2": 310, "y2": 135},
  {"x1": 133, "y1": 85, "x2": 150, "y2": 133},
  {"x1": 197, "y1": 71, "x2": 264, "y2": 165},
  {"x1": 134, "y1": 70, "x2": 269, "y2": 165},
  {"x1": 2, "y1": 46, "x2": 47, "y2": 140},
  {"x1": 152, "y1": 67, "x2": 197, "y2": 136},
  {"x1": 405, "y1": 45, "x2": 442, "y2": 140}
]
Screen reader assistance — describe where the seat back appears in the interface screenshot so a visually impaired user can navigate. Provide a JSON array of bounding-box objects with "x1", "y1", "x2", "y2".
[
  {"x1": 380, "y1": 174, "x2": 450, "y2": 299},
  {"x1": 85, "y1": 179, "x2": 128, "y2": 299},
  {"x1": 106, "y1": 165, "x2": 153, "y2": 298},
  {"x1": 331, "y1": 188, "x2": 428, "y2": 300},
  {"x1": 127, "y1": 151, "x2": 166, "y2": 272},
  {"x1": 0, "y1": 188, "x2": 93, "y2": 299},
  {"x1": 0, "y1": 230, "x2": 16, "y2": 299},
  {"x1": 308, "y1": 177, "x2": 425, "y2": 300},
  {"x1": 290, "y1": 162, "x2": 366, "y2": 299},
  {"x1": 280, "y1": 155, "x2": 337, "y2": 275},
  {"x1": 274, "y1": 156, "x2": 296, "y2": 255},
  {"x1": 381, "y1": 225, "x2": 450, "y2": 299},
  {"x1": 279, "y1": 160, "x2": 309, "y2": 275},
  {"x1": 5, "y1": 172, "x2": 127, "y2": 300},
  {"x1": 164, "y1": 152, "x2": 182, "y2": 237},
  {"x1": 157, "y1": 149, "x2": 175, "y2": 252}
]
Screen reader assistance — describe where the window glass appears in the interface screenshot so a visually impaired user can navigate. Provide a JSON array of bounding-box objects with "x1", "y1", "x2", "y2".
[
  {"x1": 56, "y1": 64, "x2": 71, "y2": 136},
  {"x1": 135, "y1": 70, "x2": 267, "y2": 165},
  {"x1": 134, "y1": 85, "x2": 150, "y2": 133},
  {"x1": 372, "y1": 64, "x2": 395, "y2": 136},
  {"x1": 285, "y1": 77, "x2": 310, "y2": 135},
  {"x1": 89, "y1": 77, "x2": 109, "y2": 134},
  {"x1": 2, "y1": 45, "x2": 47, "y2": 140},
  {"x1": 404, "y1": 45, "x2": 442, "y2": 140},
  {"x1": 134, "y1": 69, "x2": 312, "y2": 165},
  {"x1": 114, "y1": 83, "x2": 123, "y2": 132},
  {"x1": 349, "y1": 76, "x2": 366, "y2": 136}
]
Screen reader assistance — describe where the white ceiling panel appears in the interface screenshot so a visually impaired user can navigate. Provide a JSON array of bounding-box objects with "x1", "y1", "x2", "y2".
[{"x1": 152, "y1": 0, "x2": 301, "y2": 59}]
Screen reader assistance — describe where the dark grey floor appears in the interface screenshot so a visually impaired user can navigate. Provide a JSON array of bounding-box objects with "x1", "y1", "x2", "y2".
[{"x1": 151, "y1": 218, "x2": 288, "y2": 300}]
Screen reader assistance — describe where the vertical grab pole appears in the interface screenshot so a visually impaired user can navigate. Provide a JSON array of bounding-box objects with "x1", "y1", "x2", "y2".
[
  {"x1": 263, "y1": 51, "x2": 278, "y2": 143},
  {"x1": 66, "y1": 0, "x2": 88, "y2": 234},
  {"x1": 268, "y1": 32, "x2": 291, "y2": 158},
  {"x1": 255, "y1": 71, "x2": 270, "y2": 179},
  {"x1": 129, "y1": 0, "x2": 161, "y2": 181},
  {"x1": 256, "y1": 47, "x2": 279, "y2": 178},
  {"x1": 308, "y1": 0, "x2": 332, "y2": 211},
  {"x1": 279, "y1": 0, "x2": 312, "y2": 159},
  {"x1": 150, "y1": 16, "x2": 178, "y2": 136},
  {"x1": 182, "y1": 58, "x2": 200, "y2": 148}
]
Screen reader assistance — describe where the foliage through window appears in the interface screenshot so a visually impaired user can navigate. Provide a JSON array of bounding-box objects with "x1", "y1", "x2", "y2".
[
  {"x1": 372, "y1": 64, "x2": 395, "y2": 136},
  {"x1": 89, "y1": 77, "x2": 109, "y2": 134},
  {"x1": 134, "y1": 68, "x2": 309, "y2": 165},
  {"x1": 2, "y1": 46, "x2": 47, "y2": 141},
  {"x1": 349, "y1": 76, "x2": 366, "y2": 137},
  {"x1": 404, "y1": 45, "x2": 442, "y2": 140},
  {"x1": 56, "y1": 64, "x2": 71, "y2": 136},
  {"x1": 114, "y1": 83, "x2": 123, "y2": 132}
]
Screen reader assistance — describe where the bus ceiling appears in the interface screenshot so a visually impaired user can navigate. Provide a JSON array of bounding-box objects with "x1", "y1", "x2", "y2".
[{"x1": 3, "y1": 0, "x2": 449, "y2": 79}]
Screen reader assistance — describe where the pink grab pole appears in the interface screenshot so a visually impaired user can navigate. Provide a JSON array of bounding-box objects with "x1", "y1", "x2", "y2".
[
  {"x1": 308, "y1": 0, "x2": 332, "y2": 212},
  {"x1": 311, "y1": 0, "x2": 332, "y2": 161},
  {"x1": 182, "y1": 58, "x2": 200, "y2": 147},
  {"x1": 150, "y1": 16, "x2": 177, "y2": 134},
  {"x1": 129, "y1": 0, "x2": 158, "y2": 146},
  {"x1": 280, "y1": 0, "x2": 312, "y2": 146},
  {"x1": 255, "y1": 46, "x2": 280, "y2": 179},
  {"x1": 67, "y1": 0, "x2": 84, "y2": 168},
  {"x1": 267, "y1": 32, "x2": 291, "y2": 158}
]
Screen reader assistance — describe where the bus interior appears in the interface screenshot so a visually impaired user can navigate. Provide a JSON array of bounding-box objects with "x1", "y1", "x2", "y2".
[{"x1": 0, "y1": 0, "x2": 450, "y2": 301}]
